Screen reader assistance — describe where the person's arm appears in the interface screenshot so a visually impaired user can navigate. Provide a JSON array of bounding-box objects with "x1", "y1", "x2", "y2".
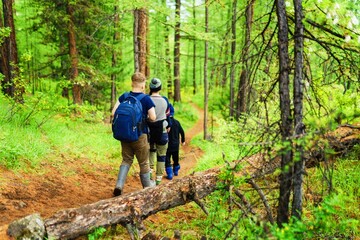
[
  {"x1": 179, "y1": 121, "x2": 185, "y2": 144},
  {"x1": 111, "y1": 100, "x2": 120, "y2": 117},
  {"x1": 147, "y1": 107, "x2": 156, "y2": 122}
]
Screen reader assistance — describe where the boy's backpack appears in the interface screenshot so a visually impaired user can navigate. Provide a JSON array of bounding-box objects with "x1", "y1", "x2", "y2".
[{"x1": 112, "y1": 93, "x2": 146, "y2": 142}]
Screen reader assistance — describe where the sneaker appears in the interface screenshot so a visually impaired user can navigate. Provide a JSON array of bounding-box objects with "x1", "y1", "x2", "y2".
[{"x1": 156, "y1": 176, "x2": 162, "y2": 185}]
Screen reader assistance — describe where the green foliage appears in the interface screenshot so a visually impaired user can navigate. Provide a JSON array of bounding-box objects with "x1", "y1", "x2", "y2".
[
  {"x1": 171, "y1": 101, "x2": 198, "y2": 131},
  {"x1": 0, "y1": 92, "x2": 119, "y2": 170},
  {"x1": 271, "y1": 194, "x2": 359, "y2": 239},
  {"x1": 88, "y1": 226, "x2": 106, "y2": 240},
  {"x1": 305, "y1": 84, "x2": 360, "y2": 131},
  {"x1": 0, "y1": 27, "x2": 11, "y2": 44}
]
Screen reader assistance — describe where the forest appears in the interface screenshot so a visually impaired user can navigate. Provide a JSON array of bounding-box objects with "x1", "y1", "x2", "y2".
[{"x1": 0, "y1": 0, "x2": 359, "y2": 239}]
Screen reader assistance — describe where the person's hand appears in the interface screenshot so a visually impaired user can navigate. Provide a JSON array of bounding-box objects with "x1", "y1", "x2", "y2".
[
  {"x1": 182, "y1": 141, "x2": 185, "y2": 146},
  {"x1": 166, "y1": 127, "x2": 171, "y2": 133}
]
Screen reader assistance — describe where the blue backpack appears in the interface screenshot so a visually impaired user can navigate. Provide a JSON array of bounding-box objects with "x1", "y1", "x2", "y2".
[{"x1": 112, "y1": 93, "x2": 146, "y2": 142}]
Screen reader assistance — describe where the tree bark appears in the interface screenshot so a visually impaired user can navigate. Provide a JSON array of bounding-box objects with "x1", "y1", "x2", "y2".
[
  {"x1": 1, "y1": 0, "x2": 23, "y2": 101},
  {"x1": 229, "y1": 0, "x2": 236, "y2": 117},
  {"x1": 134, "y1": 8, "x2": 148, "y2": 76},
  {"x1": 44, "y1": 169, "x2": 220, "y2": 239},
  {"x1": 291, "y1": 0, "x2": 305, "y2": 220},
  {"x1": 164, "y1": 0, "x2": 173, "y2": 99},
  {"x1": 192, "y1": 0, "x2": 197, "y2": 95},
  {"x1": 174, "y1": 0, "x2": 181, "y2": 102},
  {"x1": 203, "y1": 0, "x2": 209, "y2": 140},
  {"x1": 111, "y1": 6, "x2": 120, "y2": 116},
  {"x1": 236, "y1": 0, "x2": 254, "y2": 118},
  {"x1": 67, "y1": 3, "x2": 82, "y2": 105},
  {"x1": 275, "y1": 0, "x2": 293, "y2": 226}
]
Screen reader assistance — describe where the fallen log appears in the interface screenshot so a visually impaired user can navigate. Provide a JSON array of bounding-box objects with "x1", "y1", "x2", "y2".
[
  {"x1": 8, "y1": 168, "x2": 220, "y2": 239},
  {"x1": 7, "y1": 124, "x2": 360, "y2": 239}
]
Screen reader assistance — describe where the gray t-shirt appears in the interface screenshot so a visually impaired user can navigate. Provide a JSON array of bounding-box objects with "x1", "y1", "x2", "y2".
[{"x1": 150, "y1": 95, "x2": 168, "y2": 129}]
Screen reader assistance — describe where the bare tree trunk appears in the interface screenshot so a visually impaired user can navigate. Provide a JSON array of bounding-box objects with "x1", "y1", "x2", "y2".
[
  {"x1": 203, "y1": 0, "x2": 209, "y2": 140},
  {"x1": 1, "y1": 0, "x2": 23, "y2": 102},
  {"x1": 174, "y1": 0, "x2": 181, "y2": 102},
  {"x1": 236, "y1": 0, "x2": 254, "y2": 118},
  {"x1": 67, "y1": 3, "x2": 82, "y2": 105},
  {"x1": 164, "y1": 0, "x2": 173, "y2": 99},
  {"x1": 146, "y1": 12, "x2": 150, "y2": 78},
  {"x1": 0, "y1": 5, "x2": 10, "y2": 96},
  {"x1": 110, "y1": 5, "x2": 120, "y2": 116},
  {"x1": 229, "y1": 0, "x2": 236, "y2": 117},
  {"x1": 192, "y1": 0, "x2": 197, "y2": 95},
  {"x1": 134, "y1": 8, "x2": 148, "y2": 76},
  {"x1": 275, "y1": 0, "x2": 293, "y2": 226},
  {"x1": 292, "y1": 0, "x2": 305, "y2": 220}
]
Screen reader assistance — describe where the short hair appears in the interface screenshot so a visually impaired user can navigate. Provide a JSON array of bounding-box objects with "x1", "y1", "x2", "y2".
[{"x1": 131, "y1": 72, "x2": 146, "y2": 83}]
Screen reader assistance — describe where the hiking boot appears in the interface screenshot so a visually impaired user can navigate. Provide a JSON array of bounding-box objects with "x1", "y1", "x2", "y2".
[
  {"x1": 113, "y1": 165, "x2": 130, "y2": 197},
  {"x1": 113, "y1": 188, "x2": 122, "y2": 196},
  {"x1": 166, "y1": 166, "x2": 173, "y2": 180},
  {"x1": 173, "y1": 165, "x2": 180, "y2": 176},
  {"x1": 140, "y1": 172, "x2": 156, "y2": 188}
]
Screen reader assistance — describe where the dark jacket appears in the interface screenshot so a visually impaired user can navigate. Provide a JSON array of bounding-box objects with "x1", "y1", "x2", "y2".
[{"x1": 167, "y1": 117, "x2": 185, "y2": 152}]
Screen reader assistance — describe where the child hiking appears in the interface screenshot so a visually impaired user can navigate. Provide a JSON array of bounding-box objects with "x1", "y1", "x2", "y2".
[
  {"x1": 165, "y1": 113, "x2": 185, "y2": 180},
  {"x1": 147, "y1": 78, "x2": 171, "y2": 185},
  {"x1": 111, "y1": 72, "x2": 156, "y2": 197}
]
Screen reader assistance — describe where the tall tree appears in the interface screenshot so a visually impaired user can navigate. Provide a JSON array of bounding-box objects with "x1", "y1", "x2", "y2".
[
  {"x1": 67, "y1": 2, "x2": 82, "y2": 105},
  {"x1": 203, "y1": 0, "x2": 209, "y2": 140},
  {"x1": 276, "y1": 0, "x2": 293, "y2": 226},
  {"x1": 173, "y1": 0, "x2": 181, "y2": 102},
  {"x1": 236, "y1": 0, "x2": 254, "y2": 118},
  {"x1": 111, "y1": 5, "x2": 120, "y2": 114},
  {"x1": 134, "y1": 8, "x2": 148, "y2": 76},
  {"x1": 164, "y1": 0, "x2": 173, "y2": 99},
  {"x1": 291, "y1": 0, "x2": 305, "y2": 220},
  {"x1": 1, "y1": 0, "x2": 23, "y2": 101},
  {"x1": 192, "y1": 0, "x2": 197, "y2": 95},
  {"x1": 229, "y1": 0, "x2": 237, "y2": 117}
]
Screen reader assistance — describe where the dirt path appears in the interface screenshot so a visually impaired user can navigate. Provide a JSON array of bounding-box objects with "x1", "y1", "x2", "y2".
[{"x1": 0, "y1": 103, "x2": 204, "y2": 238}]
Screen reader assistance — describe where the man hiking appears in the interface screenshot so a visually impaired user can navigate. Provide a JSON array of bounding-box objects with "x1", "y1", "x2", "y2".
[{"x1": 111, "y1": 72, "x2": 156, "y2": 196}]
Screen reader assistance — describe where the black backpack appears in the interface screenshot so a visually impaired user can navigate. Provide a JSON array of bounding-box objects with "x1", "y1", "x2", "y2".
[{"x1": 112, "y1": 93, "x2": 146, "y2": 142}]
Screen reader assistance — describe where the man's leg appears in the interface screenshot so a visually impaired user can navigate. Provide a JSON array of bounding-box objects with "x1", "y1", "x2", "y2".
[
  {"x1": 113, "y1": 141, "x2": 134, "y2": 196},
  {"x1": 155, "y1": 143, "x2": 168, "y2": 185},
  {"x1": 134, "y1": 134, "x2": 155, "y2": 188}
]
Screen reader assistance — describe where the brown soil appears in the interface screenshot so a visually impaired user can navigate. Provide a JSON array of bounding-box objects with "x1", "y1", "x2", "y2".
[{"x1": 0, "y1": 104, "x2": 204, "y2": 239}]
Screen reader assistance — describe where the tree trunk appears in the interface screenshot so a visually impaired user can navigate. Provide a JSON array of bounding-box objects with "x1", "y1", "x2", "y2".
[
  {"x1": 229, "y1": 0, "x2": 237, "y2": 117},
  {"x1": 67, "y1": 3, "x2": 82, "y2": 105},
  {"x1": 44, "y1": 169, "x2": 219, "y2": 239},
  {"x1": 173, "y1": 0, "x2": 181, "y2": 102},
  {"x1": 291, "y1": 0, "x2": 305, "y2": 220},
  {"x1": 275, "y1": 0, "x2": 293, "y2": 226},
  {"x1": 236, "y1": 0, "x2": 254, "y2": 118},
  {"x1": 192, "y1": 0, "x2": 197, "y2": 95},
  {"x1": 164, "y1": 0, "x2": 173, "y2": 99},
  {"x1": 134, "y1": 8, "x2": 148, "y2": 76},
  {"x1": 0, "y1": 5, "x2": 10, "y2": 96},
  {"x1": 203, "y1": 0, "x2": 209, "y2": 140},
  {"x1": 111, "y1": 6, "x2": 120, "y2": 116},
  {"x1": 1, "y1": 0, "x2": 23, "y2": 102}
]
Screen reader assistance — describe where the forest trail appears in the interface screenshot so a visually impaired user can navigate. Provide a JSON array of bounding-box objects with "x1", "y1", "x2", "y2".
[{"x1": 0, "y1": 103, "x2": 204, "y2": 239}]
